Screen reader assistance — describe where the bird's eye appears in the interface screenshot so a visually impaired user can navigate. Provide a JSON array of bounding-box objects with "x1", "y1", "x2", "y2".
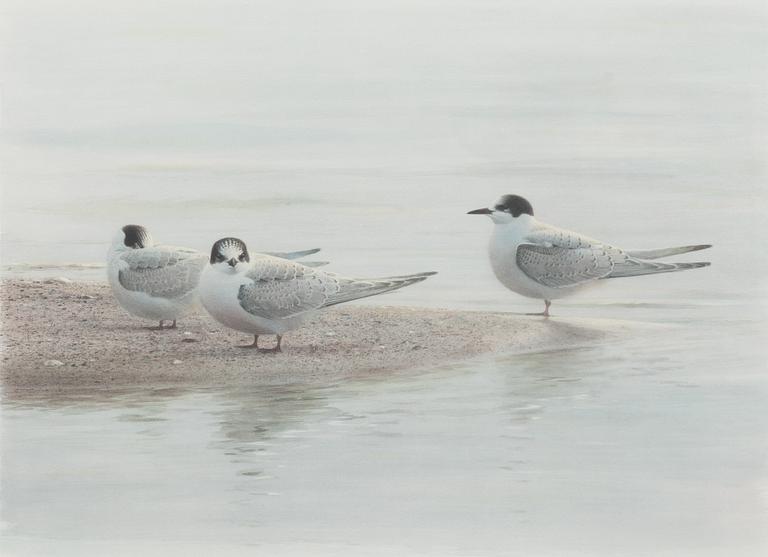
[
  {"x1": 495, "y1": 206, "x2": 506, "y2": 212},
  {"x1": 238, "y1": 254, "x2": 246, "y2": 261}
]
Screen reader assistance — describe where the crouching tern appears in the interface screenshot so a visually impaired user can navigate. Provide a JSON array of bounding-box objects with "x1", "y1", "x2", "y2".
[
  {"x1": 199, "y1": 237, "x2": 436, "y2": 352},
  {"x1": 468, "y1": 195, "x2": 711, "y2": 316},
  {"x1": 108, "y1": 225, "x2": 326, "y2": 329}
]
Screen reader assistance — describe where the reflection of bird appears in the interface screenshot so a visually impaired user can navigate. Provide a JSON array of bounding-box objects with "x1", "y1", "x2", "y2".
[
  {"x1": 107, "y1": 225, "x2": 325, "y2": 329},
  {"x1": 199, "y1": 237, "x2": 436, "y2": 352},
  {"x1": 468, "y1": 195, "x2": 711, "y2": 316}
]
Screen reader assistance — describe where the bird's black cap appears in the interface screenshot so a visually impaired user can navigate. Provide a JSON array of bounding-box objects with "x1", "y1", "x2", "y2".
[
  {"x1": 122, "y1": 225, "x2": 152, "y2": 249},
  {"x1": 210, "y1": 237, "x2": 250, "y2": 264},
  {"x1": 493, "y1": 195, "x2": 533, "y2": 217}
]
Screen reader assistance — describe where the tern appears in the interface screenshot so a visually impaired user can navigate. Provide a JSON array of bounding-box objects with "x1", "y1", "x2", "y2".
[
  {"x1": 468, "y1": 195, "x2": 711, "y2": 316},
  {"x1": 199, "y1": 237, "x2": 436, "y2": 352},
  {"x1": 108, "y1": 225, "x2": 325, "y2": 329}
]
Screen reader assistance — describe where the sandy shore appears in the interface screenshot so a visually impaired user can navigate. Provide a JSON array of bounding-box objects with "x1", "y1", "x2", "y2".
[{"x1": 1, "y1": 279, "x2": 626, "y2": 392}]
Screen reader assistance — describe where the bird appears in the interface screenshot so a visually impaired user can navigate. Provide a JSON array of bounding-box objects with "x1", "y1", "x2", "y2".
[
  {"x1": 467, "y1": 194, "x2": 711, "y2": 316},
  {"x1": 107, "y1": 225, "x2": 325, "y2": 329},
  {"x1": 198, "y1": 237, "x2": 436, "y2": 352}
]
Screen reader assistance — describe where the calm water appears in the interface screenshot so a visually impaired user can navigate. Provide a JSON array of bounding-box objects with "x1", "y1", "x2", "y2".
[
  {"x1": 2, "y1": 302, "x2": 766, "y2": 556},
  {"x1": 2, "y1": 0, "x2": 767, "y2": 555}
]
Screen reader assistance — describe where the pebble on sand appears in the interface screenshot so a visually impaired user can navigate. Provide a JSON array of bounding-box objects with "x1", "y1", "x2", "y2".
[{"x1": 46, "y1": 277, "x2": 73, "y2": 285}]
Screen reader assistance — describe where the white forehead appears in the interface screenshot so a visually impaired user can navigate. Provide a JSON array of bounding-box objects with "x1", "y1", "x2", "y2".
[
  {"x1": 111, "y1": 229, "x2": 127, "y2": 246},
  {"x1": 490, "y1": 211, "x2": 515, "y2": 224}
]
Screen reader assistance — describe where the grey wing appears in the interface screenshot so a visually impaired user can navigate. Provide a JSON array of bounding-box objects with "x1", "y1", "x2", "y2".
[
  {"x1": 237, "y1": 258, "x2": 433, "y2": 319},
  {"x1": 518, "y1": 223, "x2": 711, "y2": 287},
  {"x1": 118, "y1": 247, "x2": 207, "y2": 298},
  {"x1": 262, "y1": 248, "x2": 321, "y2": 260},
  {"x1": 524, "y1": 223, "x2": 602, "y2": 249},
  {"x1": 237, "y1": 258, "x2": 341, "y2": 320},
  {"x1": 517, "y1": 224, "x2": 629, "y2": 288},
  {"x1": 261, "y1": 248, "x2": 328, "y2": 267},
  {"x1": 516, "y1": 244, "x2": 620, "y2": 288}
]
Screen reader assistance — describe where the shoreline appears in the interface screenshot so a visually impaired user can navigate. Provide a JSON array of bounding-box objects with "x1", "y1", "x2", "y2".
[{"x1": 1, "y1": 279, "x2": 633, "y2": 394}]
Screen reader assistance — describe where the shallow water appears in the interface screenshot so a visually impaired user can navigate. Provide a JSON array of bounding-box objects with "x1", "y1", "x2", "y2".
[
  {"x1": 3, "y1": 299, "x2": 766, "y2": 556},
  {"x1": 2, "y1": 0, "x2": 767, "y2": 554}
]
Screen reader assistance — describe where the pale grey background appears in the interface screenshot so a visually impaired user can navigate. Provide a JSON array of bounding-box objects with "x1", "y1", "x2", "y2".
[{"x1": 1, "y1": 1, "x2": 766, "y2": 556}]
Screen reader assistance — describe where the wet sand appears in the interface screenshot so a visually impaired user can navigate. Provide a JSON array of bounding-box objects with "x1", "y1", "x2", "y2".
[{"x1": 1, "y1": 280, "x2": 629, "y2": 392}]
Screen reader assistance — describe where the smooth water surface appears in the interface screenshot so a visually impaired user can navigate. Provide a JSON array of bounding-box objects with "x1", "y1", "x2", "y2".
[
  {"x1": 2, "y1": 0, "x2": 767, "y2": 555},
  {"x1": 2, "y1": 298, "x2": 766, "y2": 556}
]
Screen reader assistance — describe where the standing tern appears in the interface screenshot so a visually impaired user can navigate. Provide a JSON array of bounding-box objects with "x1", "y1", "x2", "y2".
[
  {"x1": 108, "y1": 225, "x2": 324, "y2": 329},
  {"x1": 468, "y1": 194, "x2": 711, "y2": 316},
  {"x1": 199, "y1": 237, "x2": 436, "y2": 352}
]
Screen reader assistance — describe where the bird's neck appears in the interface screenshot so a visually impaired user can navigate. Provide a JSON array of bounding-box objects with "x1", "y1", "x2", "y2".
[
  {"x1": 492, "y1": 215, "x2": 534, "y2": 239},
  {"x1": 108, "y1": 241, "x2": 127, "y2": 255}
]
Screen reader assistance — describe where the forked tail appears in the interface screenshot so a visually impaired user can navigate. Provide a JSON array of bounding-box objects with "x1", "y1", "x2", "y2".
[
  {"x1": 625, "y1": 244, "x2": 711, "y2": 260},
  {"x1": 607, "y1": 259, "x2": 710, "y2": 279}
]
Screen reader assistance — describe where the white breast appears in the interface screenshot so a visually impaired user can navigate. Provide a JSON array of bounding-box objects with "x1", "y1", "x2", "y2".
[
  {"x1": 488, "y1": 224, "x2": 544, "y2": 299},
  {"x1": 487, "y1": 219, "x2": 586, "y2": 301}
]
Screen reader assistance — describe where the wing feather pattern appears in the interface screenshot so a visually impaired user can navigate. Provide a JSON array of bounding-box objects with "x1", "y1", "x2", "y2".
[
  {"x1": 237, "y1": 256, "x2": 434, "y2": 320},
  {"x1": 517, "y1": 224, "x2": 710, "y2": 288},
  {"x1": 516, "y1": 244, "x2": 618, "y2": 288},
  {"x1": 118, "y1": 247, "x2": 207, "y2": 298}
]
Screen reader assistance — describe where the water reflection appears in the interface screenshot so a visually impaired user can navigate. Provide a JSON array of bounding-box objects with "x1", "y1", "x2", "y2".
[{"x1": 2, "y1": 311, "x2": 767, "y2": 556}]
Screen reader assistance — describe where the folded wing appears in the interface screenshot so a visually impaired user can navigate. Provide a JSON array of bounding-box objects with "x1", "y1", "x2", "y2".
[
  {"x1": 118, "y1": 247, "x2": 207, "y2": 299},
  {"x1": 237, "y1": 257, "x2": 336, "y2": 319},
  {"x1": 262, "y1": 247, "x2": 328, "y2": 267},
  {"x1": 516, "y1": 243, "x2": 619, "y2": 288},
  {"x1": 263, "y1": 248, "x2": 321, "y2": 260},
  {"x1": 518, "y1": 224, "x2": 710, "y2": 288},
  {"x1": 237, "y1": 256, "x2": 435, "y2": 320}
]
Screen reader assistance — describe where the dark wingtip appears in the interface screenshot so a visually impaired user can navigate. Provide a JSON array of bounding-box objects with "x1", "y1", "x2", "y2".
[
  {"x1": 406, "y1": 273, "x2": 436, "y2": 284},
  {"x1": 411, "y1": 271, "x2": 438, "y2": 279},
  {"x1": 376, "y1": 271, "x2": 438, "y2": 280},
  {"x1": 686, "y1": 261, "x2": 711, "y2": 269}
]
